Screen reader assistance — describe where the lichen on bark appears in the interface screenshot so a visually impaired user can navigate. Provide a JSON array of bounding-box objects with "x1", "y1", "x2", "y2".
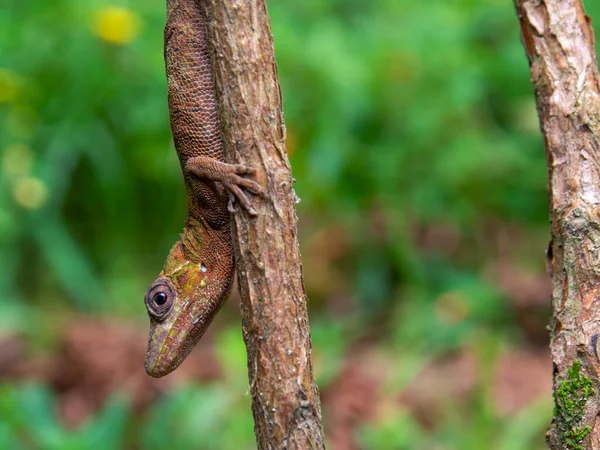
[{"x1": 554, "y1": 360, "x2": 595, "y2": 450}]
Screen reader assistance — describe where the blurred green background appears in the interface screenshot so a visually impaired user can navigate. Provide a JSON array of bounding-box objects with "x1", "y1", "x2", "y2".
[{"x1": 2, "y1": 0, "x2": 598, "y2": 449}]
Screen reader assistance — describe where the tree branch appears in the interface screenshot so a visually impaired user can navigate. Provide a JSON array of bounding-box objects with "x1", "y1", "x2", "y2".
[
  {"x1": 199, "y1": 0, "x2": 326, "y2": 448},
  {"x1": 514, "y1": 0, "x2": 600, "y2": 448}
]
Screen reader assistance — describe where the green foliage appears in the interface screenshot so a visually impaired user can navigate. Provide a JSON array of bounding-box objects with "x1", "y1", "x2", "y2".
[
  {"x1": 0, "y1": 383, "x2": 130, "y2": 449},
  {"x1": 359, "y1": 409, "x2": 423, "y2": 450},
  {"x1": 140, "y1": 384, "x2": 254, "y2": 450},
  {"x1": 553, "y1": 360, "x2": 595, "y2": 450},
  {"x1": 0, "y1": 380, "x2": 256, "y2": 450}
]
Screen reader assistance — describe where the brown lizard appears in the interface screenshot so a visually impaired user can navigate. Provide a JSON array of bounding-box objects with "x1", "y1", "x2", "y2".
[{"x1": 143, "y1": 0, "x2": 263, "y2": 378}]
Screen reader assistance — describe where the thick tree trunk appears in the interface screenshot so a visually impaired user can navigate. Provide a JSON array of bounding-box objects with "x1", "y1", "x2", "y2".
[
  {"x1": 514, "y1": 1, "x2": 600, "y2": 448},
  {"x1": 199, "y1": 1, "x2": 326, "y2": 449}
]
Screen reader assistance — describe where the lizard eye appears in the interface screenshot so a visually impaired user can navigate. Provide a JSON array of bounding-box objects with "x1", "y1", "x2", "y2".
[
  {"x1": 154, "y1": 292, "x2": 167, "y2": 305},
  {"x1": 145, "y1": 278, "x2": 176, "y2": 321}
]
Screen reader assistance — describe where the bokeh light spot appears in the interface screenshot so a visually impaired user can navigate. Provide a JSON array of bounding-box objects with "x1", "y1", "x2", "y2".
[
  {"x1": 3, "y1": 143, "x2": 34, "y2": 177},
  {"x1": 13, "y1": 177, "x2": 48, "y2": 210}
]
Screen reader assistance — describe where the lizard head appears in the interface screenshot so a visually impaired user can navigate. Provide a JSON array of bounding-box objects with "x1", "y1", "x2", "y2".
[{"x1": 144, "y1": 227, "x2": 233, "y2": 377}]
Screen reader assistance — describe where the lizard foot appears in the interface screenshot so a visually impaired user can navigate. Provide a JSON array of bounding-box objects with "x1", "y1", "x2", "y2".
[{"x1": 186, "y1": 156, "x2": 265, "y2": 216}]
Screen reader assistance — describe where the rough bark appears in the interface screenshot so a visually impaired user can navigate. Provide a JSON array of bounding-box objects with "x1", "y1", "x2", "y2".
[
  {"x1": 199, "y1": 1, "x2": 326, "y2": 449},
  {"x1": 514, "y1": 0, "x2": 600, "y2": 448}
]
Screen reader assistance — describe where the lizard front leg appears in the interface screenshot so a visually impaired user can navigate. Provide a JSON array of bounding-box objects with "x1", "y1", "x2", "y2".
[{"x1": 186, "y1": 156, "x2": 265, "y2": 215}]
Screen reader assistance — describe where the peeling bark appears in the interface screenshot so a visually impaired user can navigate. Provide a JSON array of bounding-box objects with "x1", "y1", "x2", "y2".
[
  {"x1": 514, "y1": 0, "x2": 600, "y2": 448},
  {"x1": 199, "y1": 1, "x2": 326, "y2": 449}
]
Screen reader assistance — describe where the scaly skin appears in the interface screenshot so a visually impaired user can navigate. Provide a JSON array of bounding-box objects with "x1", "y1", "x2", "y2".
[{"x1": 144, "y1": 0, "x2": 262, "y2": 378}]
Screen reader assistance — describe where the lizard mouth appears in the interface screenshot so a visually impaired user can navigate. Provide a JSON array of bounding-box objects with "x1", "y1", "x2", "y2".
[{"x1": 144, "y1": 296, "x2": 206, "y2": 377}]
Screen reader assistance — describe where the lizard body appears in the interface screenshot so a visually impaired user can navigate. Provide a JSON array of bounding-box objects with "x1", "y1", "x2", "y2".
[{"x1": 144, "y1": 0, "x2": 261, "y2": 378}]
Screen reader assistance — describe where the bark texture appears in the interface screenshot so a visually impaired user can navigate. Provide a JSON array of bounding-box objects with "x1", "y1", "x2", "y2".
[
  {"x1": 514, "y1": 0, "x2": 600, "y2": 448},
  {"x1": 199, "y1": 1, "x2": 326, "y2": 449}
]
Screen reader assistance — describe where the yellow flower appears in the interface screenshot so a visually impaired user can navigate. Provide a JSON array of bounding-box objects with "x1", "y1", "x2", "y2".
[
  {"x1": 0, "y1": 69, "x2": 22, "y2": 103},
  {"x1": 92, "y1": 6, "x2": 141, "y2": 45},
  {"x1": 13, "y1": 176, "x2": 48, "y2": 210}
]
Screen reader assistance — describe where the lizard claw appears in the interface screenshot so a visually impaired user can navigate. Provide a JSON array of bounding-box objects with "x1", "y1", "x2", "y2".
[
  {"x1": 227, "y1": 192, "x2": 237, "y2": 214},
  {"x1": 186, "y1": 156, "x2": 265, "y2": 216},
  {"x1": 227, "y1": 189, "x2": 257, "y2": 216}
]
